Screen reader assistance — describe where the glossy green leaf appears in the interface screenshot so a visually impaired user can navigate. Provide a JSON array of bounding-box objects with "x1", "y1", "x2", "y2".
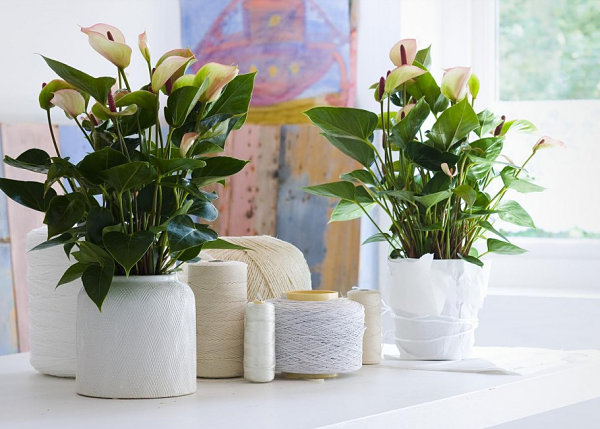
[
  {"x1": 150, "y1": 156, "x2": 206, "y2": 175},
  {"x1": 42, "y1": 56, "x2": 115, "y2": 103},
  {"x1": 500, "y1": 119, "x2": 537, "y2": 136},
  {"x1": 453, "y1": 184, "x2": 477, "y2": 207},
  {"x1": 103, "y1": 231, "x2": 155, "y2": 276},
  {"x1": 480, "y1": 220, "x2": 509, "y2": 242},
  {"x1": 303, "y1": 181, "x2": 355, "y2": 201},
  {"x1": 406, "y1": 71, "x2": 448, "y2": 114},
  {"x1": 4, "y1": 149, "x2": 51, "y2": 173},
  {"x1": 188, "y1": 199, "x2": 218, "y2": 221},
  {"x1": 500, "y1": 167, "x2": 545, "y2": 193},
  {"x1": 458, "y1": 253, "x2": 484, "y2": 267},
  {"x1": 0, "y1": 178, "x2": 57, "y2": 212},
  {"x1": 405, "y1": 141, "x2": 459, "y2": 171},
  {"x1": 414, "y1": 46, "x2": 432, "y2": 68},
  {"x1": 362, "y1": 232, "x2": 392, "y2": 245},
  {"x1": 57, "y1": 263, "x2": 87, "y2": 286},
  {"x1": 78, "y1": 147, "x2": 128, "y2": 183},
  {"x1": 165, "y1": 84, "x2": 205, "y2": 128},
  {"x1": 81, "y1": 261, "x2": 114, "y2": 311},
  {"x1": 207, "y1": 72, "x2": 256, "y2": 118},
  {"x1": 340, "y1": 169, "x2": 377, "y2": 186},
  {"x1": 487, "y1": 238, "x2": 527, "y2": 255},
  {"x1": 305, "y1": 106, "x2": 378, "y2": 140},
  {"x1": 115, "y1": 90, "x2": 157, "y2": 113},
  {"x1": 44, "y1": 193, "x2": 87, "y2": 237},
  {"x1": 167, "y1": 215, "x2": 218, "y2": 252},
  {"x1": 429, "y1": 98, "x2": 479, "y2": 149},
  {"x1": 415, "y1": 190, "x2": 452, "y2": 209},
  {"x1": 30, "y1": 233, "x2": 76, "y2": 252},
  {"x1": 390, "y1": 98, "x2": 430, "y2": 148},
  {"x1": 191, "y1": 157, "x2": 248, "y2": 187},
  {"x1": 202, "y1": 239, "x2": 249, "y2": 250},
  {"x1": 476, "y1": 110, "x2": 503, "y2": 137},
  {"x1": 498, "y1": 200, "x2": 535, "y2": 228},
  {"x1": 101, "y1": 161, "x2": 156, "y2": 194},
  {"x1": 321, "y1": 133, "x2": 376, "y2": 167},
  {"x1": 86, "y1": 207, "x2": 115, "y2": 244},
  {"x1": 330, "y1": 199, "x2": 375, "y2": 222}
]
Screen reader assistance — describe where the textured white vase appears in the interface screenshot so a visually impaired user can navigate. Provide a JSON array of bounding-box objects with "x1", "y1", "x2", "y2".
[
  {"x1": 76, "y1": 274, "x2": 196, "y2": 398},
  {"x1": 387, "y1": 256, "x2": 491, "y2": 360}
]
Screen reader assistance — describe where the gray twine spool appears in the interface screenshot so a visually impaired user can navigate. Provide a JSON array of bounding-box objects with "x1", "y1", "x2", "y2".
[{"x1": 271, "y1": 298, "x2": 365, "y2": 375}]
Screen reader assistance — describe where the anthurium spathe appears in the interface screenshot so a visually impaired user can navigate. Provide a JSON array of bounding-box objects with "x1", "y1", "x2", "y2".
[
  {"x1": 389, "y1": 39, "x2": 417, "y2": 67},
  {"x1": 81, "y1": 24, "x2": 132, "y2": 69},
  {"x1": 441, "y1": 66, "x2": 471, "y2": 102},
  {"x1": 152, "y1": 48, "x2": 196, "y2": 93},
  {"x1": 533, "y1": 136, "x2": 565, "y2": 152},
  {"x1": 138, "y1": 32, "x2": 150, "y2": 63},
  {"x1": 51, "y1": 89, "x2": 85, "y2": 118},
  {"x1": 384, "y1": 65, "x2": 426, "y2": 93},
  {"x1": 194, "y1": 62, "x2": 239, "y2": 102},
  {"x1": 180, "y1": 132, "x2": 199, "y2": 157}
]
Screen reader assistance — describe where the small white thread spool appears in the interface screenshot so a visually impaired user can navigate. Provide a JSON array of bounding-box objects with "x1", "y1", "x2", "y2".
[
  {"x1": 244, "y1": 301, "x2": 275, "y2": 383},
  {"x1": 348, "y1": 289, "x2": 382, "y2": 364}
]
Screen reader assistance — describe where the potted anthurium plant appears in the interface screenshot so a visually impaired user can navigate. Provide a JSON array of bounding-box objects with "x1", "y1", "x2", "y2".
[
  {"x1": 0, "y1": 24, "x2": 255, "y2": 397},
  {"x1": 304, "y1": 39, "x2": 562, "y2": 360}
]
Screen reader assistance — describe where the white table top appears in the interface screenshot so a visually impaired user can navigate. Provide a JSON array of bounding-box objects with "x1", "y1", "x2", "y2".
[{"x1": 1, "y1": 348, "x2": 599, "y2": 429}]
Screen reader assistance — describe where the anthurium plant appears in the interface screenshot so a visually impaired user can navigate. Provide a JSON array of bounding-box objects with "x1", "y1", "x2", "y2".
[
  {"x1": 0, "y1": 24, "x2": 255, "y2": 309},
  {"x1": 304, "y1": 39, "x2": 563, "y2": 266}
]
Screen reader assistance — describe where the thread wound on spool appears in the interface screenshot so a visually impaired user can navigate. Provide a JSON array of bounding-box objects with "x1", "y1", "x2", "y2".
[
  {"x1": 348, "y1": 289, "x2": 382, "y2": 364},
  {"x1": 27, "y1": 226, "x2": 80, "y2": 378},
  {"x1": 187, "y1": 260, "x2": 247, "y2": 378},
  {"x1": 205, "y1": 236, "x2": 311, "y2": 301},
  {"x1": 272, "y1": 298, "x2": 365, "y2": 375},
  {"x1": 244, "y1": 301, "x2": 275, "y2": 383}
]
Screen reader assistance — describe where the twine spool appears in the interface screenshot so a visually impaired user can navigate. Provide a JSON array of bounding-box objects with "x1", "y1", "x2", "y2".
[
  {"x1": 26, "y1": 226, "x2": 80, "y2": 377},
  {"x1": 187, "y1": 260, "x2": 247, "y2": 378},
  {"x1": 348, "y1": 289, "x2": 382, "y2": 364},
  {"x1": 206, "y1": 236, "x2": 311, "y2": 301},
  {"x1": 244, "y1": 301, "x2": 275, "y2": 383},
  {"x1": 272, "y1": 291, "x2": 364, "y2": 378}
]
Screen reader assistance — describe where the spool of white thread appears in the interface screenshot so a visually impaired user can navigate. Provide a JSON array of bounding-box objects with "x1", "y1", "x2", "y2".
[
  {"x1": 348, "y1": 289, "x2": 382, "y2": 364},
  {"x1": 272, "y1": 295, "x2": 364, "y2": 377},
  {"x1": 27, "y1": 226, "x2": 81, "y2": 377},
  {"x1": 244, "y1": 301, "x2": 275, "y2": 383},
  {"x1": 187, "y1": 260, "x2": 247, "y2": 378}
]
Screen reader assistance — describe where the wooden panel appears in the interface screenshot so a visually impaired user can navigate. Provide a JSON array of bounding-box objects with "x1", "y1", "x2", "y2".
[
  {"x1": 1, "y1": 124, "x2": 57, "y2": 351},
  {"x1": 0, "y1": 128, "x2": 18, "y2": 354},
  {"x1": 212, "y1": 124, "x2": 280, "y2": 236},
  {"x1": 276, "y1": 124, "x2": 360, "y2": 293}
]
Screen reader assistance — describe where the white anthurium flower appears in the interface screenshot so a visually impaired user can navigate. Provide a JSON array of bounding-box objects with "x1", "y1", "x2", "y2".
[
  {"x1": 533, "y1": 136, "x2": 565, "y2": 152},
  {"x1": 81, "y1": 23, "x2": 132, "y2": 69},
  {"x1": 389, "y1": 39, "x2": 417, "y2": 67},
  {"x1": 441, "y1": 66, "x2": 471, "y2": 102},
  {"x1": 441, "y1": 162, "x2": 457, "y2": 177},
  {"x1": 180, "y1": 132, "x2": 199, "y2": 157},
  {"x1": 50, "y1": 89, "x2": 86, "y2": 118},
  {"x1": 194, "y1": 62, "x2": 239, "y2": 102}
]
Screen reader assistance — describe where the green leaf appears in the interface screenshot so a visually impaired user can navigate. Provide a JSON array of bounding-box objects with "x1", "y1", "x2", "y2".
[
  {"x1": 414, "y1": 46, "x2": 431, "y2": 68},
  {"x1": 487, "y1": 238, "x2": 527, "y2": 255},
  {"x1": 405, "y1": 141, "x2": 459, "y2": 171},
  {"x1": 362, "y1": 232, "x2": 392, "y2": 245},
  {"x1": 380, "y1": 189, "x2": 415, "y2": 203},
  {"x1": 81, "y1": 261, "x2": 114, "y2": 311},
  {"x1": 458, "y1": 253, "x2": 484, "y2": 267},
  {"x1": 42, "y1": 56, "x2": 115, "y2": 103},
  {"x1": 500, "y1": 119, "x2": 537, "y2": 136},
  {"x1": 103, "y1": 231, "x2": 154, "y2": 276},
  {"x1": 86, "y1": 207, "x2": 115, "y2": 244},
  {"x1": 340, "y1": 169, "x2": 377, "y2": 186},
  {"x1": 467, "y1": 137, "x2": 504, "y2": 178},
  {"x1": 207, "y1": 72, "x2": 256, "y2": 119},
  {"x1": 303, "y1": 181, "x2": 355, "y2": 201},
  {"x1": 476, "y1": 110, "x2": 503, "y2": 137},
  {"x1": 57, "y1": 263, "x2": 87, "y2": 286},
  {"x1": 429, "y1": 98, "x2": 479, "y2": 149},
  {"x1": 115, "y1": 90, "x2": 158, "y2": 113},
  {"x1": 330, "y1": 199, "x2": 375, "y2": 222},
  {"x1": 92, "y1": 103, "x2": 137, "y2": 120},
  {"x1": 0, "y1": 178, "x2": 57, "y2": 212},
  {"x1": 165, "y1": 84, "x2": 205, "y2": 128},
  {"x1": 406, "y1": 71, "x2": 448, "y2": 114},
  {"x1": 453, "y1": 184, "x2": 477, "y2": 207},
  {"x1": 414, "y1": 190, "x2": 452, "y2": 209},
  {"x1": 149, "y1": 156, "x2": 206, "y2": 175},
  {"x1": 498, "y1": 200, "x2": 535, "y2": 228},
  {"x1": 500, "y1": 167, "x2": 544, "y2": 193},
  {"x1": 305, "y1": 106, "x2": 378, "y2": 140},
  {"x1": 202, "y1": 238, "x2": 249, "y2": 250},
  {"x1": 480, "y1": 220, "x2": 509, "y2": 242},
  {"x1": 101, "y1": 161, "x2": 156, "y2": 194},
  {"x1": 4, "y1": 149, "x2": 51, "y2": 173},
  {"x1": 167, "y1": 215, "x2": 218, "y2": 252},
  {"x1": 390, "y1": 98, "x2": 430, "y2": 149},
  {"x1": 321, "y1": 133, "x2": 376, "y2": 167},
  {"x1": 423, "y1": 172, "x2": 450, "y2": 194},
  {"x1": 190, "y1": 157, "x2": 248, "y2": 187},
  {"x1": 30, "y1": 233, "x2": 76, "y2": 252},
  {"x1": 78, "y1": 147, "x2": 128, "y2": 183},
  {"x1": 44, "y1": 193, "x2": 87, "y2": 237},
  {"x1": 188, "y1": 199, "x2": 218, "y2": 221}
]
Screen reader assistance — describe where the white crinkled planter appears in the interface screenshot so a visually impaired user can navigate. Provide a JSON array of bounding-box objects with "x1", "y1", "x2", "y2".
[
  {"x1": 76, "y1": 274, "x2": 196, "y2": 399},
  {"x1": 387, "y1": 255, "x2": 491, "y2": 360}
]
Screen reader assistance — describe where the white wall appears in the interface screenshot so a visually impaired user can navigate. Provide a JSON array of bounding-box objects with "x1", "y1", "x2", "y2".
[{"x1": 0, "y1": 0, "x2": 180, "y2": 124}]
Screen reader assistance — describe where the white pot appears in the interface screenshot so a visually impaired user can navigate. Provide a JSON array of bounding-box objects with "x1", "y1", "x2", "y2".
[
  {"x1": 76, "y1": 274, "x2": 196, "y2": 398},
  {"x1": 387, "y1": 255, "x2": 491, "y2": 360}
]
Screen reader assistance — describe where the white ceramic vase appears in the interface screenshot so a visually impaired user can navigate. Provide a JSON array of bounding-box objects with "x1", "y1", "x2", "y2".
[
  {"x1": 387, "y1": 256, "x2": 491, "y2": 360},
  {"x1": 76, "y1": 274, "x2": 196, "y2": 399}
]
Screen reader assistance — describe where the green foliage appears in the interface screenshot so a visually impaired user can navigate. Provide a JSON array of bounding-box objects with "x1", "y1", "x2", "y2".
[
  {"x1": 303, "y1": 42, "x2": 546, "y2": 263},
  {"x1": 0, "y1": 38, "x2": 255, "y2": 310}
]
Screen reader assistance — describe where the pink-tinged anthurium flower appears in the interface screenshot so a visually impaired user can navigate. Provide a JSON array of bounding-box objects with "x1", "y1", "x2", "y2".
[
  {"x1": 138, "y1": 32, "x2": 150, "y2": 62},
  {"x1": 194, "y1": 62, "x2": 239, "y2": 102},
  {"x1": 441, "y1": 66, "x2": 471, "y2": 102},
  {"x1": 389, "y1": 39, "x2": 417, "y2": 66},
  {"x1": 180, "y1": 132, "x2": 199, "y2": 157},
  {"x1": 533, "y1": 136, "x2": 565, "y2": 152},
  {"x1": 81, "y1": 24, "x2": 132, "y2": 69},
  {"x1": 152, "y1": 48, "x2": 196, "y2": 93},
  {"x1": 396, "y1": 103, "x2": 416, "y2": 121},
  {"x1": 51, "y1": 89, "x2": 86, "y2": 118},
  {"x1": 384, "y1": 65, "x2": 425, "y2": 93},
  {"x1": 441, "y1": 162, "x2": 457, "y2": 177}
]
